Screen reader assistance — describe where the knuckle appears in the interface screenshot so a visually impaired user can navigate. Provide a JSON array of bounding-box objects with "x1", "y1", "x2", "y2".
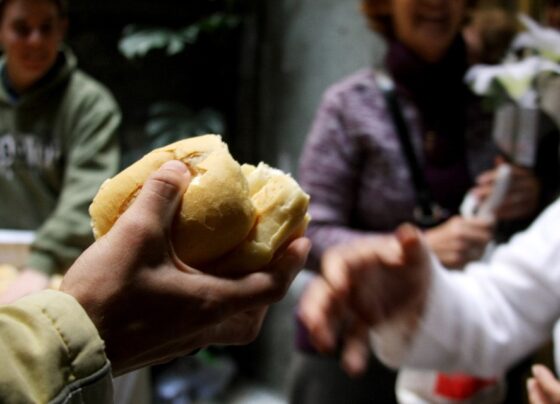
[
  {"x1": 147, "y1": 173, "x2": 183, "y2": 201},
  {"x1": 118, "y1": 215, "x2": 159, "y2": 246}
]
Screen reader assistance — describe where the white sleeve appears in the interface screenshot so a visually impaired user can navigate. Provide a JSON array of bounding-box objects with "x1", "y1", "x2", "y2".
[{"x1": 371, "y1": 198, "x2": 560, "y2": 377}]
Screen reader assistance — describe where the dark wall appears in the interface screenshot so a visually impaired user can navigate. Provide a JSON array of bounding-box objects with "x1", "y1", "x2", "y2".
[{"x1": 64, "y1": 1, "x2": 248, "y2": 165}]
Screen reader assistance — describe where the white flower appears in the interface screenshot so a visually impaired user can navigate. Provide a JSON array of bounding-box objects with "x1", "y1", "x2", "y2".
[
  {"x1": 513, "y1": 14, "x2": 560, "y2": 61},
  {"x1": 465, "y1": 57, "x2": 560, "y2": 107}
]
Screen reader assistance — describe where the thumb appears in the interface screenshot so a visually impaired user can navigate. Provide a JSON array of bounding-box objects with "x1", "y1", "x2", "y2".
[
  {"x1": 395, "y1": 223, "x2": 430, "y2": 268},
  {"x1": 124, "y1": 160, "x2": 191, "y2": 228}
]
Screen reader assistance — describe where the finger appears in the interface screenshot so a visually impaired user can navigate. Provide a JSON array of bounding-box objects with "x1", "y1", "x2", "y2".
[
  {"x1": 298, "y1": 277, "x2": 346, "y2": 353},
  {"x1": 508, "y1": 164, "x2": 535, "y2": 179},
  {"x1": 170, "y1": 237, "x2": 310, "y2": 315},
  {"x1": 497, "y1": 201, "x2": 527, "y2": 219},
  {"x1": 322, "y1": 236, "x2": 400, "y2": 299},
  {"x1": 533, "y1": 365, "x2": 560, "y2": 401},
  {"x1": 504, "y1": 179, "x2": 539, "y2": 199},
  {"x1": 460, "y1": 220, "x2": 494, "y2": 245},
  {"x1": 468, "y1": 216, "x2": 495, "y2": 229},
  {"x1": 528, "y1": 377, "x2": 552, "y2": 404},
  {"x1": 256, "y1": 237, "x2": 311, "y2": 301},
  {"x1": 122, "y1": 160, "x2": 191, "y2": 228},
  {"x1": 496, "y1": 196, "x2": 538, "y2": 220},
  {"x1": 321, "y1": 245, "x2": 358, "y2": 299},
  {"x1": 242, "y1": 237, "x2": 311, "y2": 304},
  {"x1": 471, "y1": 183, "x2": 493, "y2": 200},
  {"x1": 340, "y1": 321, "x2": 370, "y2": 377},
  {"x1": 368, "y1": 236, "x2": 405, "y2": 268},
  {"x1": 395, "y1": 223, "x2": 430, "y2": 268},
  {"x1": 266, "y1": 237, "x2": 311, "y2": 276},
  {"x1": 475, "y1": 169, "x2": 497, "y2": 186}
]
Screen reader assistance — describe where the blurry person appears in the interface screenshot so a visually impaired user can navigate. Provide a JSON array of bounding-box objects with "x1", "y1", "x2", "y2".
[
  {"x1": 299, "y1": 195, "x2": 560, "y2": 404},
  {"x1": 0, "y1": 160, "x2": 311, "y2": 403},
  {"x1": 0, "y1": 0, "x2": 121, "y2": 303},
  {"x1": 289, "y1": 0, "x2": 546, "y2": 403}
]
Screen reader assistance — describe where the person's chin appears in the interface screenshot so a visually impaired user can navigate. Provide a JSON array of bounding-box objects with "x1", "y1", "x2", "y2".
[
  {"x1": 21, "y1": 65, "x2": 49, "y2": 81},
  {"x1": 416, "y1": 19, "x2": 456, "y2": 40}
]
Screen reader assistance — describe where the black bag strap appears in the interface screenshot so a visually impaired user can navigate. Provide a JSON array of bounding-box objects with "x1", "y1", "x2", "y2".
[{"x1": 375, "y1": 70, "x2": 445, "y2": 227}]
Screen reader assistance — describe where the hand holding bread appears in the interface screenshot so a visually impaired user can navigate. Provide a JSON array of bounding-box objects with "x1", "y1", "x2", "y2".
[
  {"x1": 89, "y1": 134, "x2": 310, "y2": 275},
  {"x1": 62, "y1": 158, "x2": 311, "y2": 374}
]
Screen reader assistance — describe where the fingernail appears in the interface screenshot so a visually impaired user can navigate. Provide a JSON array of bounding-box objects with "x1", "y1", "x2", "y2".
[
  {"x1": 160, "y1": 160, "x2": 188, "y2": 174},
  {"x1": 396, "y1": 223, "x2": 417, "y2": 242},
  {"x1": 532, "y1": 364, "x2": 544, "y2": 376},
  {"x1": 299, "y1": 237, "x2": 312, "y2": 255}
]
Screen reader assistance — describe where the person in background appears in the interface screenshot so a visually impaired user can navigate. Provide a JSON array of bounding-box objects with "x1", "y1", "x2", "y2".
[
  {"x1": 0, "y1": 160, "x2": 311, "y2": 403},
  {"x1": 289, "y1": 0, "x2": 546, "y2": 403},
  {"x1": 0, "y1": 0, "x2": 121, "y2": 303}
]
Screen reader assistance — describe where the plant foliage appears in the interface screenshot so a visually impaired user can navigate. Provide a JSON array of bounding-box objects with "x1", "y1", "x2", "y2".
[{"x1": 119, "y1": 13, "x2": 241, "y2": 59}]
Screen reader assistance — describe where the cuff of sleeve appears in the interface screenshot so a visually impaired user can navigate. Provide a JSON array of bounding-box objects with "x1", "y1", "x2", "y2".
[
  {"x1": 16, "y1": 290, "x2": 108, "y2": 380},
  {"x1": 370, "y1": 315, "x2": 418, "y2": 369},
  {"x1": 370, "y1": 254, "x2": 451, "y2": 370},
  {"x1": 401, "y1": 258, "x2": 457, "y2": 369}
]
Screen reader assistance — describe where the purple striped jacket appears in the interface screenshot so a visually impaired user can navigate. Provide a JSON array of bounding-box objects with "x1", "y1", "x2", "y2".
[{"x1": 298, "y1": 68, "x2": 499, "y2": 269}]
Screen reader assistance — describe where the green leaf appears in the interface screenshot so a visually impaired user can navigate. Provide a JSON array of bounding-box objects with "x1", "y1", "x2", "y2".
[
  {"x1": 119, "y1": 12, "x2": 242, "y2": 59},
  {"x1": 144, "y1": 102, "x2": 225, "y2": 142}
]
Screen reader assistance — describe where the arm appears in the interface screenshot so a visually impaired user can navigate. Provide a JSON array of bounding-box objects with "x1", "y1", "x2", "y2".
[
  {"x1": 0, "y1": 160, "x2": 310, "y2": 403},
  {"x1": 300, "y1": 199, "x2": 560, "y2": 377},
  {"x1": 60, "y1": 160, "x2": 310, "y2": 375},
  {"x1": 380, "y1": 200, "x2": 560, "y2": 376},
  {"x1": 390, "y1": 205, "x2": 560, "y2": 376}
]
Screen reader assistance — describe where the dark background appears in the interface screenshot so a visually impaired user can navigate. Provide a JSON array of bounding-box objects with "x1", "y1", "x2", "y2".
[{"x1": 65, "y1": 0, "x2": 259, "y2": 166}]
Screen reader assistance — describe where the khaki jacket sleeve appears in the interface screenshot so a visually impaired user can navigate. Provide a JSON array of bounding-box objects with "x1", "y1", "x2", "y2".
[{"x1": 0, "y1": 290, "x2": 113, "y2": 403}]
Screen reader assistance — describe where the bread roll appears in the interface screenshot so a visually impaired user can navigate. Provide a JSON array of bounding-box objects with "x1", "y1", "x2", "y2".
[
  {"x1": 89, "y1": 134, "x2": 310, "y2": 272},
  {"x1": 205, "y1": 162, "x2": 310, "y2": 275}
]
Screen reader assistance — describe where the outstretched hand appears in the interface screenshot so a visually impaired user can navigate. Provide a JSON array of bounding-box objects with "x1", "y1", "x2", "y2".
[
  {"x1": 61, "y1": 160, "x2": 310, "y2": 375},
  {"x1": 298, "y1": 224, "x2": 432, "y2": 376}
]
